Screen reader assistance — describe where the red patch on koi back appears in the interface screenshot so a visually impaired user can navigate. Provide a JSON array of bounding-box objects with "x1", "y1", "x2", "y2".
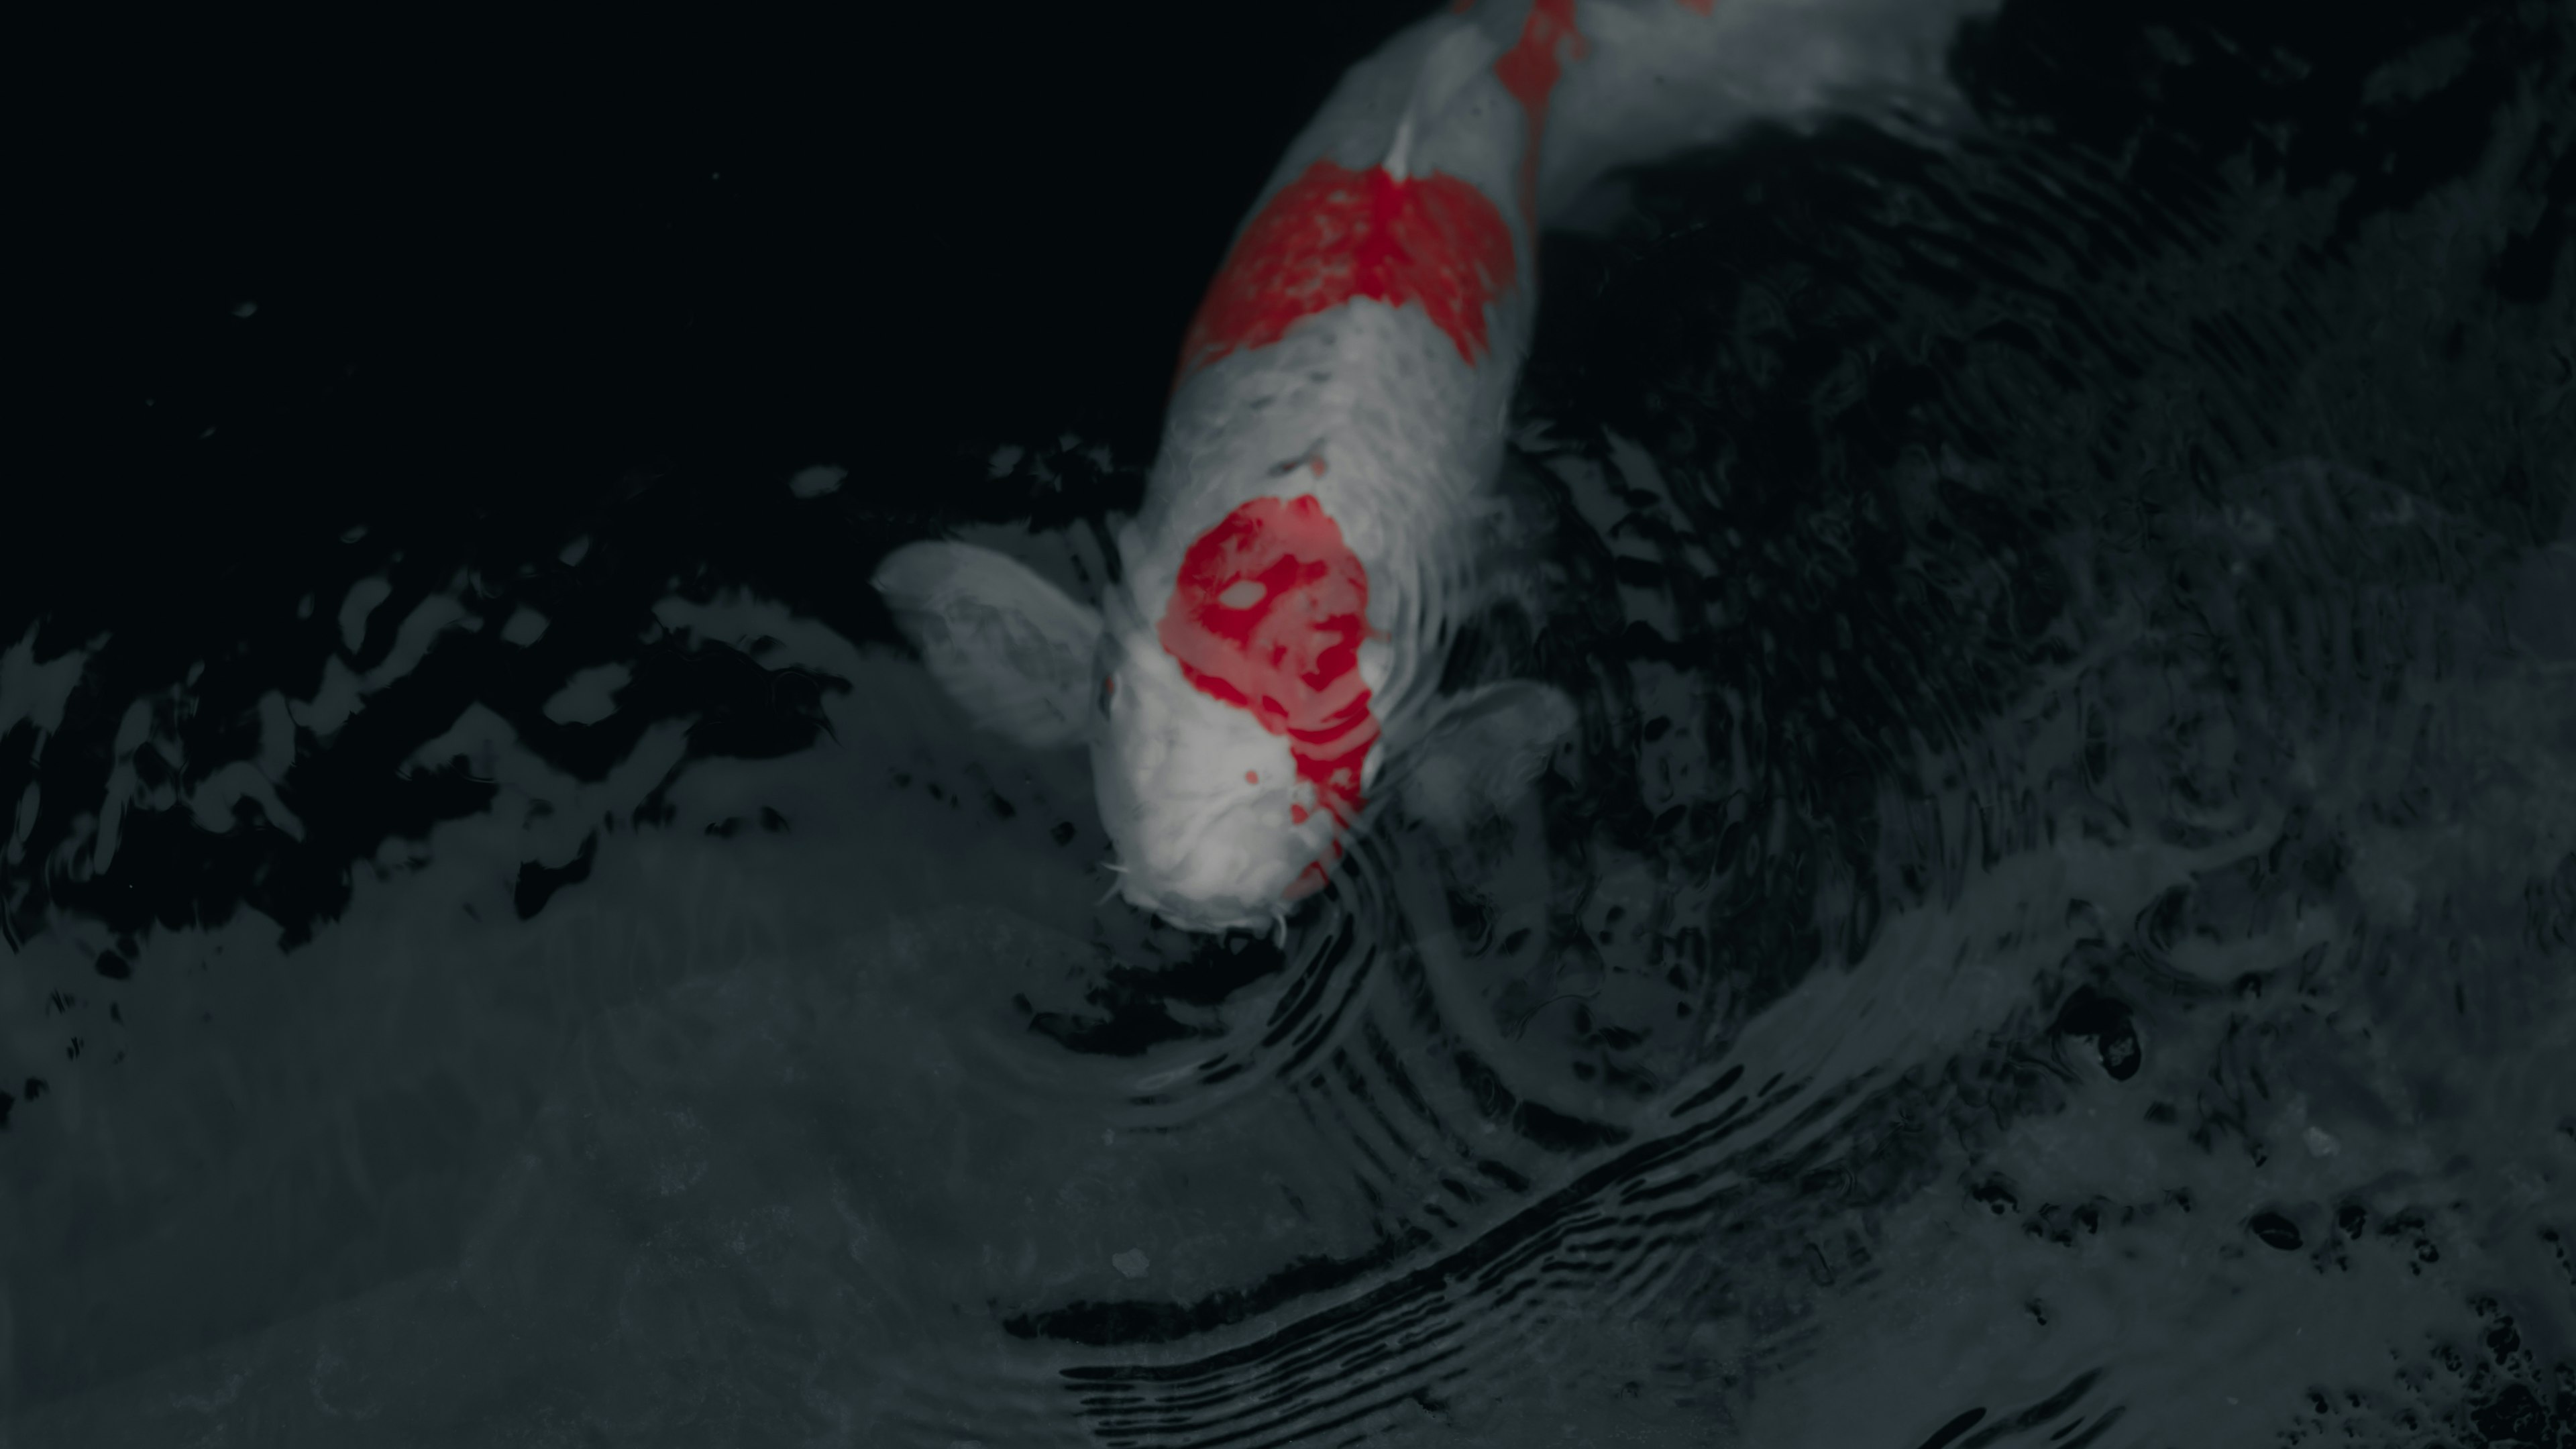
[
  {"x1": 1493, "y1": 0, "x2": 1589, "y2": 224},
  {"x1": 1175, "y1": 160, "x2": 1515, "y2": 384},
  {"x1": 1676, "y1": 0, "x2": 1717, "y2": 13},
  {"x1": 1157, "y1": 495, "x2": 1381, "y2": 864}
]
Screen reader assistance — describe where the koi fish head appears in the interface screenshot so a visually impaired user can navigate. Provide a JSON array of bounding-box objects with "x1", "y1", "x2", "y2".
[
  {"x1": 873, "y1": 511, "x2": 1572, "y2": 935},
  {"x1": 1087, "y1": 618, "x2": 1344, "y2": 934},
  {"x1": 1096, "y1": 492, "x2": 1382, "y2": 930}
]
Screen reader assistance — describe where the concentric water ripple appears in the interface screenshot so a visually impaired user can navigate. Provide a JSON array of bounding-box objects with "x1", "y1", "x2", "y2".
[{"x1": 5, "y1": 1, "x2": 2571, "y2": 1444}]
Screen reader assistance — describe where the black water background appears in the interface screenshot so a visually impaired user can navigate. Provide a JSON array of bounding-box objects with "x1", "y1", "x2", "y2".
[{"x1": 9, "y1": 0, "x2": 2573, "y2": 1444}]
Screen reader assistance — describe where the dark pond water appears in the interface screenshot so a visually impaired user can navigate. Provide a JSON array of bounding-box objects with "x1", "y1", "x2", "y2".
[{"x1": 9, "y1": 1, "x2": 2572, "y2": 1444}]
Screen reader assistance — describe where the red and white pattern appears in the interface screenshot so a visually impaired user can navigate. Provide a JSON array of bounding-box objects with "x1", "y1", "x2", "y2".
[{"x1": 879, "y1": 0, "x2": 1990, "y2": 930}]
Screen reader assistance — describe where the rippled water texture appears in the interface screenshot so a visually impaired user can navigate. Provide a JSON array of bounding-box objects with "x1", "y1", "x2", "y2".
[{"x1": 8, "y1": 1, "x2": 2573, "y2": 1445}]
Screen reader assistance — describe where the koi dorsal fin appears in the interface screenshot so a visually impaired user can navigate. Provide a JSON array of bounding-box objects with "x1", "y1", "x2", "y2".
[{"x1": 1385, "y1": 21, "x2": 1507, "y2": 180}]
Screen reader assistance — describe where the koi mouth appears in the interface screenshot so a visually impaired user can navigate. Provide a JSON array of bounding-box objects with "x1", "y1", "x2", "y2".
[{"x1": 1109, "y1": 865, "x2": 1292, "y2": 938}]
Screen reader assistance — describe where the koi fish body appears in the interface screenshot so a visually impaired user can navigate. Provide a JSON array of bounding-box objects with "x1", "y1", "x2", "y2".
[{"x1": 875, "y1": 0, "x2": 1991, "y2": 933}]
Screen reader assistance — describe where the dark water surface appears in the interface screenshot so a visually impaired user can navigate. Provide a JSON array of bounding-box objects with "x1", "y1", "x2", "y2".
[{"x1": 10, "y1": 1, "x2": 2573, "y2": 1444}]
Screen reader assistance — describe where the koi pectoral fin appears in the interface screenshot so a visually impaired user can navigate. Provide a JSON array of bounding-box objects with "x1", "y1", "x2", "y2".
[
  {"x1": 1400, "y1": 680, "x2": 1578, "y2": 839},
  {"x1": 872, "y1": 541, "x2": 1104, "y2": 750}
]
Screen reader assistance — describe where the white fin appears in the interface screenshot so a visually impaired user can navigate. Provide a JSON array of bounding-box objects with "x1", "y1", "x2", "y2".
[
  {"x1": 1384, "y1": 114, "x2": 1418, "y2": 181},
  {"x1": 1401, "y1": 681, "x2": 1578, "y2": 839},
  {"x1": 1386, "y1": 21, "x2": 1507, "y2": 180},
  {"x1": 872, "y1": 541, "x2": 1104, "y2": 749}
]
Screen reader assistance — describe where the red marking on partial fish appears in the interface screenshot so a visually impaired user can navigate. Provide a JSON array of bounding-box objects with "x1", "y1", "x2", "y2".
[
  {"x1": 1175, "y1": 160, "x2": 1516, "y2": 384},
  {"x1": 1676, "y1": 0, "x2": 1716, "y2": 13},
  {"x1": 1157, "y1": 495, "x2": 1381, "y2": 892},
  {"x1": 1493, "y1": 0, "x2": 1589, "y2": 224}
]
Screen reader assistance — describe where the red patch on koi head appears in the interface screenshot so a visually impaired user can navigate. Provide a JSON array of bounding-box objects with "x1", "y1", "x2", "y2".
[
  {"x1": 1175, "y1": 160, "x2": 1516, "y2": 384},
  {"x1": 1157, "y1": 495, "x2": 1381, "y2": 892}
]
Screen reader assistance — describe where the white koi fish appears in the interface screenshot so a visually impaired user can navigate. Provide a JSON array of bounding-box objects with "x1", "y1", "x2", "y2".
[{"x1": 875, "y1": 0, "x2": 1990, "y2": 933}]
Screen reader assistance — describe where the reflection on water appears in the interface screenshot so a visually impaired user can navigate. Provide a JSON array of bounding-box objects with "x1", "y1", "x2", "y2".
[{"x1": 5, "y1": 1, "x2": 2571, "y2": 1445}]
